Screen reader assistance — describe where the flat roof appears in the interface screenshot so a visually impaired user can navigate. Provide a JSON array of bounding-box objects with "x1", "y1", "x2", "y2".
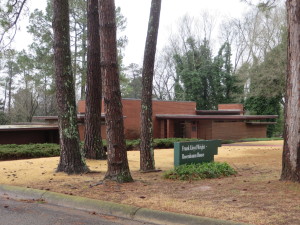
[
  {"x1": 34, "y1": 114, "x2": 106, "y2": 121},
  {"x1": 156, "y1": 114, "x2": 278, "y2": 120},
  {"x1": 196, "y1": 110, "x2": 242, "y2": 115},
  {"x1": 33, "y1": 116, "x2": 59, "y2": 121},
  {"x1": 246, "y1": 122, "x2": 277, "y2": 125},
  {"x1": 0, "y1": 124, "x2": 58, "y2": 132},
  {"x1": 79, "y1": 98, "x2": 195, "y2": 103}
]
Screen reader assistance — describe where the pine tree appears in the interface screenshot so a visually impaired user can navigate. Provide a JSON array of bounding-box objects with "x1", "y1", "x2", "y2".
[
  {"x1": 140, "y1": 0, "x2": 162, "y2": 172},
  {"x1": 99, "y1": 0, "x2": 133, "y2": 182},
  {"x1": 83, "y1": 0, "x2": 105, "y2": 160},
  {"x1": 281, "y1": 0, "x2": 300, "y2": 182},
  {"x1": 52, "y1": 0, "x2": 89, "y2": 174}
]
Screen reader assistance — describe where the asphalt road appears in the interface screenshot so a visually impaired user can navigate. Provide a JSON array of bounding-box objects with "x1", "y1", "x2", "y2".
[{"x1": 0, "y1": 196, "x2": 154, "y2": 225}]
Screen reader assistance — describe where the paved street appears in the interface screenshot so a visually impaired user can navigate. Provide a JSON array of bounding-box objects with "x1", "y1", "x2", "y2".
[{"x1": 0, "y1": 196, "x2": 154, "y2": 225}]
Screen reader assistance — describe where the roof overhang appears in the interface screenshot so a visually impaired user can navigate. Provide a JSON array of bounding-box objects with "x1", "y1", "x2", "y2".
[
  {"x1": 156, "y1": 114, "x2": 278, "y2": 120},
  {"x1": 0, "y1": 125, "x2": 59, "y2": 131},
  {"x1": 34, "y1": 114, "x2": 127, "y2": 123},
  {"x1": 34, "y1": 114, "x2": 106, "y2": 122},
  {"x1": 246, "y1": 122, "x2": 277, "y2": 125},
  {"x1": 196, "y1": 110, "x2": 243, "y2": 115}
]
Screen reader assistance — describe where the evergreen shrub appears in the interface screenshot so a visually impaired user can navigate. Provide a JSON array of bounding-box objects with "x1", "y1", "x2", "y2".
[{"x1": 163, "y1": 162, "x2": 237, "y2": 180}]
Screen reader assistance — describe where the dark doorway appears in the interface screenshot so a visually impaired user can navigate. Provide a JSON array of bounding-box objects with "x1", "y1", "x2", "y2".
[{"x1": 174, "y1": 120, "x2": 186, "y2": 138}]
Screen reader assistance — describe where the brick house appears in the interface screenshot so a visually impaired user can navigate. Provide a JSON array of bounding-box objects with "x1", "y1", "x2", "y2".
[
  {"x1": 0, "y1": 99, "x2": 277, "y2": 144},
  {"x1": 77, "y1": 99, "x2": 277, "y2": 141}
]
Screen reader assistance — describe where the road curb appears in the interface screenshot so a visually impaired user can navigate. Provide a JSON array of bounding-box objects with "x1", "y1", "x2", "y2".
[{"x1": 0, "y1": 184, "x2": 251, "y2": 225}]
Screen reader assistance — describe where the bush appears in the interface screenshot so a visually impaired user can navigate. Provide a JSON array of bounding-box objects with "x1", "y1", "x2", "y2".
[
  {"x1": 90, "y1": 137, "x2": 281, "y2": 151},
  {"x1": 125, "y1": 139, "x2": 140, "y2": 150},
  {"x1": 163, "y1": 162, "x2": 237, "y2": 180},
  {"x1": 0, "y1": 112, "x2": 9, "y2": 125},
  {"x1": 0, "y1": 144, "x2": 60, "y2": 160},
  {"x1": 154, "y1": 138, "x2": 199, "y2": 148},
  {"x1": 0, "y1": 137, "x2": 281, "y2": 160},
  {"x1": 240, "y1": 137, "x2": 283, "y2": 142},
  {"x1": 124, "y1": 138, "x2": 200, "y2": 150}
]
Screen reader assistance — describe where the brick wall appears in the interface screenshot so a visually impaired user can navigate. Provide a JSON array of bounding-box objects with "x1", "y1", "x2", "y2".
[
  {"x1": 77, "y1": 100, "x2": 85, "y2": 114},
  {"x1": 211, "y1": 121, "x2": 267, "y2": 140},
  {"x1": 77, "y1": 100, "x2": 104, "y2": 114},
  {"x1": 153, "y1": 100, "x2": 196, "y2": 138},
  {"x1": 77, "y1": 100, "x2": 268, "y2": 141},
  {"x1": 197, "y1": 120, "x2": 212, "y2": 140},
  {"x1": 218, "y1": 104, "x2": 244, "y2": 112},
  {"x1": 122, "y1": 99, "x2": 141, "y2": 139},
  {"x1": 78, "y1": 123, "x2": 107, "y2": 141},
  {"x1": 77, "y1": 99, "x2": 196, "y2": 140}
]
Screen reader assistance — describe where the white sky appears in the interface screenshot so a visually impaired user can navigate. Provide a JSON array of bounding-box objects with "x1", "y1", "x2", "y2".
[
  {"x1": 115, "y1": 0, "x2": 249, "y2": 65},
  {"x1": 13, "y1": 0, "x2": 251, "y2": 66}
]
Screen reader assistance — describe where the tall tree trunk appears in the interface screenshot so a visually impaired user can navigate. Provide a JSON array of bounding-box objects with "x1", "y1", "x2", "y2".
[
  {"x1": 3, "y1": 80, "x2": 7, "y2": 112},
  {"x1": 140, "y1": 0, "x2": 161, "y2": 172},
  {"x1": 99, "y1": 0, "x2": 133, "y2": 183},
  {"x1": 281, "y1": 0, "x2": 300, "y2": 182},
  {"x1": 44, "y1": 75, "x2": 48, "y2": 115},
  {"x1": 7, "y1": 66, "x2": 13, "y2": 118},
  {"x1": 52, "y1": 0, "x2": 89, "y2": 174},
  {"x1": 80, "y1": 22, "x2": 87, "y2": 100},
  {"x1": 73, "y1": 27, "x2": 78, "y2": 91},
  {"x1": 83, "y1": 0, "x2": 105, "y2": 160}
]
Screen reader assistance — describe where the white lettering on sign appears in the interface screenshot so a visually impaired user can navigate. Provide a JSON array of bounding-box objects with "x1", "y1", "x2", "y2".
[
  {"x1": 181, "y1": 144, "x2": 206, "y2": 152},
  {"x1": 181, "y1": 153, "x2": 205, "y2": 159}
]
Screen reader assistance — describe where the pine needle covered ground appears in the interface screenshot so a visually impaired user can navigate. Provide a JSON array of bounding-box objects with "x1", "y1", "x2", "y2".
[{"x1": 0, "y1": 140, "x2": 299, "y2": 225}]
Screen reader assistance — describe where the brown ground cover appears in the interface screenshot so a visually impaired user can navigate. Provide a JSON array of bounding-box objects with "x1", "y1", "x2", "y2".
[{"x1": 0, "y1": 140, "x2": 299, "y2": 225}]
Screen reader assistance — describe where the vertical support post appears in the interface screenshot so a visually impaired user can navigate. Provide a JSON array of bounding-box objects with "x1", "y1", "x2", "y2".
[
  {"x1": 167, "y1": 119, "x2": 174, "y2": 138},
  {"x1": 191, "y1": 121, "x2": 198, "y2": 139}
]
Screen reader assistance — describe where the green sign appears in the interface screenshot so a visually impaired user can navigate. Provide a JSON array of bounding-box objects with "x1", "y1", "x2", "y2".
[{"x1": 174, "y1": 140, "x2": 221, "y2": 166}]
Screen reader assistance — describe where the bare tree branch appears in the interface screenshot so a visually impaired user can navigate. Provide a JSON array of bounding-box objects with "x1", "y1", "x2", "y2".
[{"x1": 0, "y1": 0, "x2": 28, "y2": 49}]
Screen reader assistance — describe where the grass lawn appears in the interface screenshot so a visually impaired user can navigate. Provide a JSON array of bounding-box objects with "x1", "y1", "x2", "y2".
[{"x1": 0, "y1": 140, "x2": 299, "y2": 225}]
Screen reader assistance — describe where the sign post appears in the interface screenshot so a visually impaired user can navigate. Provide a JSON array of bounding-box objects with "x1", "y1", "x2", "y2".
[{"x1": 174, "y1": 140, "x2": 221, "y2": 166}]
